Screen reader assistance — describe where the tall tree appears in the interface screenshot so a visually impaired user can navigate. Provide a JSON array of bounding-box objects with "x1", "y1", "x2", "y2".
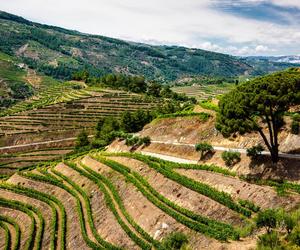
[{"x1": 216, "y1": 69, "x2": 300, "y2": 163}]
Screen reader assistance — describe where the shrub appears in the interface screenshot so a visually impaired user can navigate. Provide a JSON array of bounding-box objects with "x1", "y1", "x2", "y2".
[
  {"x1": 257, "y1": 231, "x2": 282, "y2": 250},
  {"x1": 221, "y1": 151, "x2": 241, "y2": 166},
  {"x1": 246, "y1": 144, "x2": 264, "y2": 160},
  {"x1": 162, "y1": 232, "x2": 189, "y2": 250},
  {"x1": 75, "y1": 130, "x2": 89, "y2": 149},
  {"x1": 290, "y1": 225, "x2": 300, "y2": 246},
  {"x1": 125, "y1": 136, "x2": 151, "y2": 147},
  {"x1": 283, "y1": 214, "x2": 296, "y2": 234},
  {"x1": 125, "y1": 136, "x2": 140, "y2": 146},
  {"x1": 195, "y1": 142, "x2": 214, "y2": 159},
  {"x1": 140, "y1": 136, "x2": 151, "y2": 146},
  {"x1": 256, "y1": 209, "x2": 278, "y2": 233},
  {"x1": 291, "y1": 120, "x2": 299, "y2": 135}
]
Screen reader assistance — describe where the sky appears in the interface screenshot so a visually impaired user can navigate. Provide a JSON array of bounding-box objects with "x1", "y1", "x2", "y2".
[{"x1": 1, "y1": 0, "x2": 300, "y2": 56}]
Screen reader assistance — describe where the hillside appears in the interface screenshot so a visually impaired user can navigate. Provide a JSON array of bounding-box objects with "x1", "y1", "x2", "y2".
[
  {"x1": 0, "y1": 52, "x2": 33, "y2": 109},
  {"x1": 0, "y1": 11, "x2": 254, "y2": 81},
  {"x1": 1, "y1": 151, "x2": 299, "y2": 250}
]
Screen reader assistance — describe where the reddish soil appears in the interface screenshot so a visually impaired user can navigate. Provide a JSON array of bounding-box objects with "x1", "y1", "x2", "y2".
[{"x1": 175, "y1": 169, "x2": 300, "y2": 210}]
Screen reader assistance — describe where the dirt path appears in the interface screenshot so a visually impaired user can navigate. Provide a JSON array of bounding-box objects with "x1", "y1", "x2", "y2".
[
  {"x1": 25, "y1": 69, "x2": 42, "y2": 88},
  {"x1": 150, "y1": 141, "x2": 300, "y2": 160}
]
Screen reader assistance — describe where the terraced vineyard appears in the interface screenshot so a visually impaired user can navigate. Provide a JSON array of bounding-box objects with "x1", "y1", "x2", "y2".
[
  {"x1": 0, "y1": 90, "x2": 158, "y2": 138},
  {"x1": 0, "y1": 80, "x2": 91, "y2": 117},
  {"x1": 0, "y1": 151, "x2": 299, "y2": 249},
  {"x1": 172, "y1": 84, "x2": 232, "y2": 101},
  {"x1": 0, "y1": 147, "x2": 75, "y2": 178}
]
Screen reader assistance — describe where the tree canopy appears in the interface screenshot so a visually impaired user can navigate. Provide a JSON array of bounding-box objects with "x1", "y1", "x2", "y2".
[{"x1": 216, "y1": 68, "x2": 300, "y2": 163}]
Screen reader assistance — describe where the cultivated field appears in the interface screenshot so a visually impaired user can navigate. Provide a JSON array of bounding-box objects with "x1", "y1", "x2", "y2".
[
  {"x1": 171, "y1": 84, "x2": 232, "y2": 101},
  {"x1": 0, "y1": 151, "x2": 299, "y2": 249},
  {"x1": 0, "y1": 89, "x2": 158, "y2": 140}
]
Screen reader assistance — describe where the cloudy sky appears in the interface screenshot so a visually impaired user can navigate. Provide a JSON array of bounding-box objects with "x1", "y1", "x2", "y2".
[{"x1": 1, "y1": 0, "x2": 300, "y2": 56}]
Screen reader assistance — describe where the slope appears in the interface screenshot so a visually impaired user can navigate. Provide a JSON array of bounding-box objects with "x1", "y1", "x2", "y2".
[{"x1": 0, "y1": 11, "x2": 253, "y2": 81}]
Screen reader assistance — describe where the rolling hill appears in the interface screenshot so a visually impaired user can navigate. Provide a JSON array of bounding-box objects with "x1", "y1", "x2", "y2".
[{"x1": 0, "y1": 10, "x2": 254, "y2": 82}]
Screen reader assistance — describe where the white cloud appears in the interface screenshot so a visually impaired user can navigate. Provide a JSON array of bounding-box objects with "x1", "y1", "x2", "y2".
[
  {"x1": 0, "y1": 0, "x2": 299, "y2": 56},
  {"x1": 271, "y1": 0, "x2": 300, "y2": 8},
  {"x1": 255, "y1": 45, "x2": 270, "y2": 52}
]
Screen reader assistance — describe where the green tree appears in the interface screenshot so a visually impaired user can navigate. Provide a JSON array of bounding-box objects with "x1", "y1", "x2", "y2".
[
  {"x1": 195, "y1": 142, "x2": 214, "y2": 159},
  {"x1": 256, "y1": 209, "x2": 278, "y2": 233},
  {"x1": 246, "y1": 144, "x2": 264, "y2": 160},
  {"x1": 76, "y1": 130, "x2": 89, "y2": 148},
  {"x1": 221, "y1": 151, "x2": 241, "y2": 166},
  {"x1": 216, "y1": 69, "x2": 300, "y2": 163},
  {"x1": 121, "y1": 111, "x2": 133, "y2": 132}
]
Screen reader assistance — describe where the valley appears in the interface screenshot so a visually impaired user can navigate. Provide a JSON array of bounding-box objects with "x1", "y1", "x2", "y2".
[{"x1": 1, "y1": 9, "x2": 300, "y2": 250}]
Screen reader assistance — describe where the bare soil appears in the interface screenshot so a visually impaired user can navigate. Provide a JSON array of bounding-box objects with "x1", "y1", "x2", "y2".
[
  {"x1": 7, "y1": 174, "x2": 89, "y2": 250},
  {"x1": 0, "y1": 189, "x2": 52, "y2": 249},
  {"x1": 82, "y1": 156, "x2": 230, "y2": 249},
  {"x1": 175, "y1": 168, "x2": 300, "y2": 210},
  {"x1": 0, "y1": 207, "x2": 31, "y2": 249},
  {"x1": 108, "y1": 156, "x2": 244, "y2": 225},
  {"x1": 55, "y1": 162, "x2": 138, "y2": 249}
]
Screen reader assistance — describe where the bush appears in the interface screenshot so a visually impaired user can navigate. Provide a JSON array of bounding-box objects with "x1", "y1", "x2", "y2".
[
  {"x1": 221, "y1": 151, "x2": 241, "y2": 166},
  {"x1": 75, "y1": 130, "x2": 89, "y2": 149},
  {"x1": 125, "y1": 136, "x2": 139, "y2": 146},
  {"x1": 162, "y1": 232, "x2": 189, "y2": 250},
  {"x1": 291, "y1": 120, "x2": 299, "y2": 135},
  {"x1": 140, "y1": 136, "x2": 151, "y2": 146},
  {"x1": 257, "y1": 231, "x2": 282, "y2": 250},
  {"x1": 195, "y1": 142, "x2": 214, "y2": 159},
  {"x1": 125, "y1": 136, "x2": 151, "y2": 147},
  {"x1": 246, "y1": 144, "x2": 264, "y2": 160},
  {"x1": 256, "y1": 209, "x2": 278, "y2": 233},
  {"x1": 290, "y1": 225, "x2": 300, "y2": 246}
]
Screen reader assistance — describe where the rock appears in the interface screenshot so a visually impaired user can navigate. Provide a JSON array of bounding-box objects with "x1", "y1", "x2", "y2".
[
  {"x1": 154, "y1": 230, "x2": 161, "y2": 239},
  {"x1": 280, "y1": 134, "x2": 300, "y2": 153},
  {"x1": 161, "y1": 222, "x2": 169, "y2": 229}
]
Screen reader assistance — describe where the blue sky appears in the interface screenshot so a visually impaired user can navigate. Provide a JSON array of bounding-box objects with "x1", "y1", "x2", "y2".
[{"x1": 1, "y1": 0, "x2": 300, "y2": 56}]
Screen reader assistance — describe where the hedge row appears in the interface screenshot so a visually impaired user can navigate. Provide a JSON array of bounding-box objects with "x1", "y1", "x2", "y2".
[
  {"x1": 96, "y1": 157, "x2": 239, "y2": 241},
  {"x1": 0, "y1": 183, "x2": 66, "y2": 250},
  {"x1": 67, "y1": 162, "x2": 157, "y2": 250},
  {"x1": 0, "y1": 215, "x2": 20, "y2": 250},
  {"x1": 109, "y1": 153, "x2": 251, "y2": 217},
  {"x1": 50, "y1": 166, "x2": 122, "y2": 250},
  {"x1": 144, "y1": 154, "x2": 236, "y2": 176},
  {"x1": 0, "y1": 220, "x2": 11, "y2": 250},
  {"x1": 20, "y1": 171, "x2": 104, "y2": 250},
  {"x1": 0, "y1": 197, "x2": 44, "y2": 250}
]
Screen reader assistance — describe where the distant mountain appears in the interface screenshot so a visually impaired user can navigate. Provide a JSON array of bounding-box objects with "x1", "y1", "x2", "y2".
[
  {"x1": 270, "y1": 56, "x2": 300, "y2": 64},
  {"x1": 0, "y1": 11, "x2": 254, "y2": 82},
  {"x1": 0, "y1": 11, "x2": 298, "y2": 82},
  {"x1": 242, "y1": 56, "x2": 300, "y2": 76}
]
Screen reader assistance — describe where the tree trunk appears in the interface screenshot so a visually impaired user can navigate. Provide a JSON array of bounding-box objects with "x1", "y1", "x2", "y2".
[{"x1": 270, "y1": 147, "x2": 279, "y2": 163}]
